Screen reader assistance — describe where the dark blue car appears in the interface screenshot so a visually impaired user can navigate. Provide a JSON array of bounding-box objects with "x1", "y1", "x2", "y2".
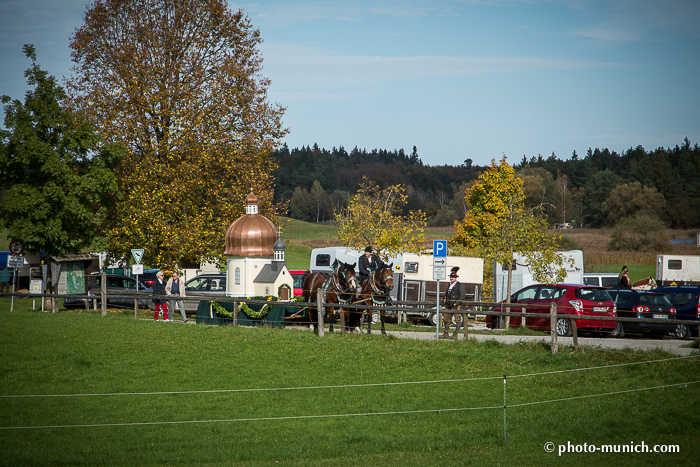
[
  {"x1": 652, "y1": 286, "x2": 700, "y2": 338},
  {"x1": 607, "y1": 290, "x2": 677, "y2": 338}
]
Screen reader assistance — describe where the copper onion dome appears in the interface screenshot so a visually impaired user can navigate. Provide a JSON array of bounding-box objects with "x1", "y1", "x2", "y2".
[{"x1": 224, "y1": 191, "x2": 278, "y2": 256}]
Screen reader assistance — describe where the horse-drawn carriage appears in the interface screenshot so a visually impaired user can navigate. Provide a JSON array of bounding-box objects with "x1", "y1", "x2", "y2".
[{"x1": 302, "y1": 260, "x2": 395, "y2": 334}]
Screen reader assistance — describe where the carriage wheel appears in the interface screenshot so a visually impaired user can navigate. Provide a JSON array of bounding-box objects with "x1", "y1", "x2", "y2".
[{"x1": 371, "y1": 311, "x2": 380, "y2": 325}]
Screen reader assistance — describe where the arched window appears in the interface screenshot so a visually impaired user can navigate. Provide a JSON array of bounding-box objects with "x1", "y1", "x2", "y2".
[
  {"x1": 265, "y1": 287, "x2": 270, "y2": 295},
  {"x1": 235, "y1": 267, "x2": 240, "y2": 285}
]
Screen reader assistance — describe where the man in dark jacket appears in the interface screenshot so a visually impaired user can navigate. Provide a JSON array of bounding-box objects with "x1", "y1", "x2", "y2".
[
  {"x1": 358, "y1": 246, "x2": 384, "y2": 290},
  {"x1": 442, "y1": 267, "x2": 464, "y2": 338}
]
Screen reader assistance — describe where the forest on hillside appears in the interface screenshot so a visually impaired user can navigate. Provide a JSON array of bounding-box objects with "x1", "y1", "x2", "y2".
[{"x1": 272, "y1": 138, "x2": 700, "y2": 230}]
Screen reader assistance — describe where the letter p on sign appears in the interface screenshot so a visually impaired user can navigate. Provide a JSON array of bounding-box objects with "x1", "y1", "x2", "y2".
[{"x1": 434, "y1": 240, "x2": 447, "y2": 257}]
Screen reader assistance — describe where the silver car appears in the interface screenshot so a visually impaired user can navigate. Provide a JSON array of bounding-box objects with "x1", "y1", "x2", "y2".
[
  {"x1": 63, "y1": 273, "x2": 152, "y2": 309},
  {"x1": 183, "y1": 274, "x2": 227, "y2": 311}
]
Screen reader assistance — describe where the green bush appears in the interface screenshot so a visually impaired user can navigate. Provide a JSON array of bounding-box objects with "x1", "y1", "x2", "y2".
[{"x1": 608, "y1": 212, "x2": 667, "y2": 251}]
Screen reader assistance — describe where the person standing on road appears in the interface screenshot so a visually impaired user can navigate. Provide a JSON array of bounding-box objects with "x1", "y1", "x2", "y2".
[
  {"x1": 152, "y1": 271, "x2": 170, "y2": 321},
  {"x1": 442, "y1": 267, "x2": 464, "y2": 339},
  {"x1": 618, "y1": 266, "x2": 631, "y2": 289},
  {"x1": 166, "y1": 271, "x2": 188, "y2": 323}
]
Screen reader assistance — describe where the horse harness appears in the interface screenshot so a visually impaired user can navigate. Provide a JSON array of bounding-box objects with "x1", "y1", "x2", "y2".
[
  {"x1": 322, "y1": 265, "x2": 355, "y2": 304},
  {"x1": 366, "y1": 266, "x2": 392, "y2": 306}
]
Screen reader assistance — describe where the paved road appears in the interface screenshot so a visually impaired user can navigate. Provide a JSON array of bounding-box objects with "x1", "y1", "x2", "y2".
[{"x1": 362, "y1": 322, "x2": 699, "y2": 356}]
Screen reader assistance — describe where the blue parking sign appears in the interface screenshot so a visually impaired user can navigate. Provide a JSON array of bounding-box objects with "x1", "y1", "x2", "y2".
[{"x1": 433, "y1": 240, "x2": 447, "y2": 257}]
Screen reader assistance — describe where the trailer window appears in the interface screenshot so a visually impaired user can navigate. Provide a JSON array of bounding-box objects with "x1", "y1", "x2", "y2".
[
  {"x1": 405, "y1": 262, "x2": 418, "y2": 273},
  {"x1": 668, "y1": 260, "x2": 683, "y2": 270},
  {"x1": 583, "y1": 277, "x2": 599, "y2": 286},
  {"x1": 316, "y1": 254, "x2": 331, "y2": 267}
]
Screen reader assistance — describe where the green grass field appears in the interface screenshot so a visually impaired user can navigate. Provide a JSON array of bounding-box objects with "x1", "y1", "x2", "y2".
[{"x1": 1, "y1": 301, "x2": 699, "y2": 467}]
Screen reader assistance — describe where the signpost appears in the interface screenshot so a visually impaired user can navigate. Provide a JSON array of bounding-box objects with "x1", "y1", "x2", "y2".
[
  {"x1": 131, "y1": 249, "x2": 144, "y2": 292},
  {"x1": 7, "y1": 244, "x2": 24, "y2": 312},
  {"x1": 433, "y1": 240, "x2": 447, "y2": 340}
]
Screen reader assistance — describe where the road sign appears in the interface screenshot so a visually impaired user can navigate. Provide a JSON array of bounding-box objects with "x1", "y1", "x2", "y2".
[
  {"x1": 131, "y1": 248, "x2": 145, "y2": 264},
  {"x1": 9, "y1": 240, "x2": 24, "y2": 255},
  {"x1": 132, "y1": 264, "x2": 143, "y2": 275},
  {"x1": 433, "y1": 257, "x2": 446, "y2": 267},
  {"x1": 433, "y1": 240, "x2": 447, "y2": 257},
  {"x1": 7, "y1": 255, "x2": 24, "y2": 268},
  {"x1": 433, "y1": 266, "x2": 446, "y2": 280}
]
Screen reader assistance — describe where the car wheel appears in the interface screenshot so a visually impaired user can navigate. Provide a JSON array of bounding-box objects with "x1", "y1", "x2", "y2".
[
  {"x1": 675, "y1": 324, "x2": 690, "y2": 339},
  {"x1": 610, "y1": 322, "x2": 625, "y2": 338},
  {"x1": 556, "y1": 318, "x2": 572, "y2": 337}
]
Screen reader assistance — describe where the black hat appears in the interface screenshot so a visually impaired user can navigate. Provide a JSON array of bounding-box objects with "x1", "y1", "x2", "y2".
[
  {"x1": 364, "y1": 246, "x2": 372, "y2": 253},
  {"x1": 450, "y1": 266, "x2": 459, "y2": 278}
]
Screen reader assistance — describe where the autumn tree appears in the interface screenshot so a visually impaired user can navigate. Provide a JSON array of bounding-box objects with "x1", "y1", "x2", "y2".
[
  {"x1": 451, "y1": 158, "x2": 566, "y2": 327},
  {"x1": 335, "y1": 177, "x2": 426, "y2": 261},
  {"x1": 0, "y1": 45, "x2": 121, "y2": 255},
  {"x1": 67, "y1": 0, "x2": 286, "y2": 271},
  {"x1": 602, "y1": 181, "x2": 665, "y2": 225}
]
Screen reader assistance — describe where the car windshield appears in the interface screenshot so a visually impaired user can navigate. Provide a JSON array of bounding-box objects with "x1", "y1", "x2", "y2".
[
  {"x1": 291, "y1": 274, "x2": 305, "y2": 288},
  {"x1": 574, "y1": 288, "x2": 612, "y2": 301},
  {"x1": 639, "y1": 293, "x2": 672, "y2": 306},
  {"x1": 186, "y1": 277, "x2": 210, "y2": 291},
  {"x1": 536, "y1": 286, "x2": 565, "y2": 300},
  {"x1": 672, "y1": 292, "x2": 695, "y2": 306},
  {"x1": 608, "y1": 292, "x2": 634, "y2": 308}
]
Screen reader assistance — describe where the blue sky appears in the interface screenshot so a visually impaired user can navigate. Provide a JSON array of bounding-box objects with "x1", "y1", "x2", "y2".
[{"x1": 1, "y1": 0, "x2": 699, "y2": 167}]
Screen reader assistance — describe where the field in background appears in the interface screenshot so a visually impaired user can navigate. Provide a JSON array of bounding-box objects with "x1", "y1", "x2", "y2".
[{"x1": 1, "y1": 306, "x2": 698, "y2": 466}]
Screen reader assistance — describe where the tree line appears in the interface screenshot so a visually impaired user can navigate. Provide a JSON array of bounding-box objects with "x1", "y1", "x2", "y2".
[{"x1": 274, "y1": 141, "x2": 700, "y2": 230}]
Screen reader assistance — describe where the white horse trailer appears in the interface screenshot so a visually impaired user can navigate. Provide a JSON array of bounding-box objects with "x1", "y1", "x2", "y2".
[
  {"x1": 400, "y1": 253, "x2": 484, "y2": 325},
  {"x1": 656, "y1": 255, "x2": 700, "y2": 286},
  {"x1": 492, "y1": 250, "x2": 584, "y2": 302},
  {"x1": 309, "y1": 247, "x2": 404, "y2": 300}
]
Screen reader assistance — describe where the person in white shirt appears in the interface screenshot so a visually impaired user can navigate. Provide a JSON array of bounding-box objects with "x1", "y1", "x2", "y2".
[{"x1": 166, "y1": 271, "x2": 188, "y2": 323}]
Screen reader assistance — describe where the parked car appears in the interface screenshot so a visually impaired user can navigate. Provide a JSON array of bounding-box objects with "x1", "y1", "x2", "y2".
[
  {"x1": 289, "y1": 270, "x2": 308, "y2": 297},
  {"x1": 183, "y1": 274, "x2": 227, "y2": 312},
  {"x1": 136, "y1": 269, "x2": 161, "y2": 288},
  {"x1": 63, "y1": 273, "x2": 152, "y2": 309},
  {"x1": 651, "y1": 286, "x2": 700, "y2": 338},
  {"x1": 607, "y1": 290, "x2": 676, "y2": 338},
  {"x1": 486, "y1": 284, "x2": 617, "y2": 336}
]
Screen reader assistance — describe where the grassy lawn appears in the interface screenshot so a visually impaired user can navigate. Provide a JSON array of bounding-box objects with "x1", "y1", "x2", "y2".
[{"x1": 1, "y1": 300, "x2": 699, "y2": 467}]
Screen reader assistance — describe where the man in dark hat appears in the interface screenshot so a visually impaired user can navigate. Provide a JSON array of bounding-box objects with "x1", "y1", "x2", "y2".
[
  {"x1": 442, "y1": 267, "x2": 464, "y2": 338},
  {"x1": 358, "y1": 245, "x2": 384, "y2": 291}
]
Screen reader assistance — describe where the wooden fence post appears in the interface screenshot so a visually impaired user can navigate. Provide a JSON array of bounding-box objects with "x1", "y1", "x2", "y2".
[
  {"x1": 550, "y1": 302, "x2": 558, "y2": 355},
  {"x1": 233, "y1": 301, "x2": 238, "y2": 326},
  {"x1": 316, "y1": 288, "x2": 325, "y2": 337},
  {"x1": 134, "y1": 298, "x2": 139, "y2": 320},
  {"x1": 101, "y1": 271, "x2": 107, "y2": 317},
  {"x1": 463, "y1": 308, "x2": 468, "y2": 340},
  {"x1": 340, "y1": 308, "x2": 346, "y2": 333},
  {"x1": 571, "y1": 318, "x2": 578, "y2": 350}
]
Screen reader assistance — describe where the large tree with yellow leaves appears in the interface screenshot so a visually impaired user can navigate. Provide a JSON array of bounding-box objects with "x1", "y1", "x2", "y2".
[
  {"x1": 451, "y1": 158, "x2": 567, "y2": 325},
  {"x1": 335, "y1": 178, "x2": 426, "y2": 261},
  {"x1": 67, "y1": 0, "x2": 287, "y2": 271}
]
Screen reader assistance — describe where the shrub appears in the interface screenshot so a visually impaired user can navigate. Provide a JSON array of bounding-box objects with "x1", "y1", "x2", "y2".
[{"x1": 608, "y1": 212, "x2": 667, "y2": 251}]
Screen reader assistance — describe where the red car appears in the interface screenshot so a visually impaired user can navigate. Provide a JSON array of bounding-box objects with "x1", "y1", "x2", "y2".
[
  {"x1": 289, "y1": 270, "x2": 308, "y2": 297},
  {"x1": 487, "y1": 284, "x2": 617, "y2": 336}
]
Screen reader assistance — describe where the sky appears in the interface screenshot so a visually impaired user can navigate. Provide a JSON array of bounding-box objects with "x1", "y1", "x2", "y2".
[{"x1": 1, "y1": 0, "x2": 699, "y2": 167}]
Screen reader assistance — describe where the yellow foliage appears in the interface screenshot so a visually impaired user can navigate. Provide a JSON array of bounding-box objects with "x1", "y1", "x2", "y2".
[{"x1": 335, "y1": 177, "x2": 426, "y2": 260}]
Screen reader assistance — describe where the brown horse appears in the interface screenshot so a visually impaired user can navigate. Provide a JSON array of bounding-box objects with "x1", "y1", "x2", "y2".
[
  {"x1": 353, "y1": 262, "x2": 394, "y2": 334},
  {"x1": 632, "y1": 277, "x2": 658, "y2": 291},
  {"x1": 302, "y1": 261, "x2": 358, "y2": 332}
]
